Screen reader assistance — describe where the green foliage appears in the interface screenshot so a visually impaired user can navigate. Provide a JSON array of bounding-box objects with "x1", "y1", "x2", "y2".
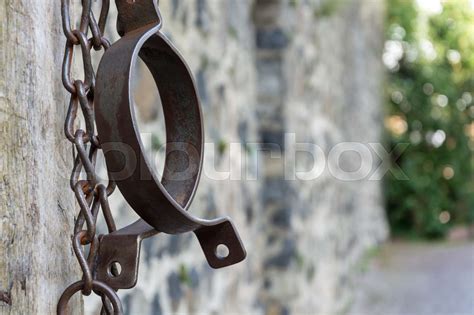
[
  {"x1": 178, "y1": 264, "x2": 192, "y2": 286},
  {"x1": 217, "y1": 139, "x2": 228, "y2": 155},
  {"x1": 151, "y1": 134, "x2": 162, "y2": 151},
  {"x1": 313, "y1": 0, "x2": 347, "y2": 18},
  {"x1": 385, "y1": 0, "x2": 474, "y2": 238}
]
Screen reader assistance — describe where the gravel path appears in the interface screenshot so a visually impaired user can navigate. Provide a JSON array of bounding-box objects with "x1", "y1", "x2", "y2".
[{"x1": 350, "y1": 242, "x2": 474, "y2": 315}]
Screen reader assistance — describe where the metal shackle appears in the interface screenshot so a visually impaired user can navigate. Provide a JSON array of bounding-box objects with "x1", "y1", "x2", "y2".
[{"x1": 94, "y1": 0, "x2": 246, "y2": 288}]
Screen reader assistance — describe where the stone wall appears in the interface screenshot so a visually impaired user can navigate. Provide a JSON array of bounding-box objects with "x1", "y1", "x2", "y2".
[{"x1": 87, "y1": 0, "x2": 388, "y2": 314}]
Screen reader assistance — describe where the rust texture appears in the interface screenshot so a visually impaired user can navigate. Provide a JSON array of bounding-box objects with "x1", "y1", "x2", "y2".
[{"x1": 58, "y1": 0, "x2": 246, "y2": 314}]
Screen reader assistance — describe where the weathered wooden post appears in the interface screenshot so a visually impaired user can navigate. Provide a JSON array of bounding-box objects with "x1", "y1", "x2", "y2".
[{"x1": 0, "y1": 1, "x2": 81, "y2": 314}]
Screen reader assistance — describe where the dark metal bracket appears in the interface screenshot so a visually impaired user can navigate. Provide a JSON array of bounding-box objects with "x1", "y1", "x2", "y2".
[
  {"x1": 96, "y1": 220, "x2": 157, "y2": 290},
  {"x1": 94, "y1": 0, "x2": 246, "y2": 290}
]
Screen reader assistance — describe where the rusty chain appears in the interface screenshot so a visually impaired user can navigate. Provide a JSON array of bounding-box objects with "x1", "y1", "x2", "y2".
[
  {"x1": 58, "y1": 0, "x2": 123, "y2": 314},
  {"x1": 57, "y1": 0, "x2": 246, "y2": 313}
]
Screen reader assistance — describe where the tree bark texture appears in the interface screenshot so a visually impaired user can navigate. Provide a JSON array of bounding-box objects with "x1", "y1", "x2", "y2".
[{"x1": 0, "y1": 1, "x2": 82, "y2": 314}]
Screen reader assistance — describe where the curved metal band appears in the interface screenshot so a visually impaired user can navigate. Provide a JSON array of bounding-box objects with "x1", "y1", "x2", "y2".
[{"x1": 95, "y1": 23, "x2": 246, "y2": 269}]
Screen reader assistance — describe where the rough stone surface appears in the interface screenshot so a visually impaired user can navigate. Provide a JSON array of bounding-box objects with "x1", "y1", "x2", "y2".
[{"x1": 87, "y1": 0, "x2": 389, "y2": 314}]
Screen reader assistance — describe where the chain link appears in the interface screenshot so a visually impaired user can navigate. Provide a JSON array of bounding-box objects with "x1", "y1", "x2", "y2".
[{"x1": 58, "y1": 1, "x2": 122, "y2": 314}]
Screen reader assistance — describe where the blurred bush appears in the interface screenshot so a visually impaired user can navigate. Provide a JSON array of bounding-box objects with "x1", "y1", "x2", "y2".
[{"x1": 384, "y1": 0, "x2": 474, "y2": 238}]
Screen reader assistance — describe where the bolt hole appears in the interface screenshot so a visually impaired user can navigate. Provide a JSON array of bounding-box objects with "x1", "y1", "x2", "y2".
[
  {"x1": 108, "y1": 261, "x2": 122, "y2": 278},
  {"x1": 215, "y1": 244, "x2": 229, "y2": 259}
]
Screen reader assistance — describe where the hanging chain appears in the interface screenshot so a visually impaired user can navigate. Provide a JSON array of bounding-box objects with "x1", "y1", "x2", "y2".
[{"x1": 58, "y1": 0, "x2": 123, "y2": 314}]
